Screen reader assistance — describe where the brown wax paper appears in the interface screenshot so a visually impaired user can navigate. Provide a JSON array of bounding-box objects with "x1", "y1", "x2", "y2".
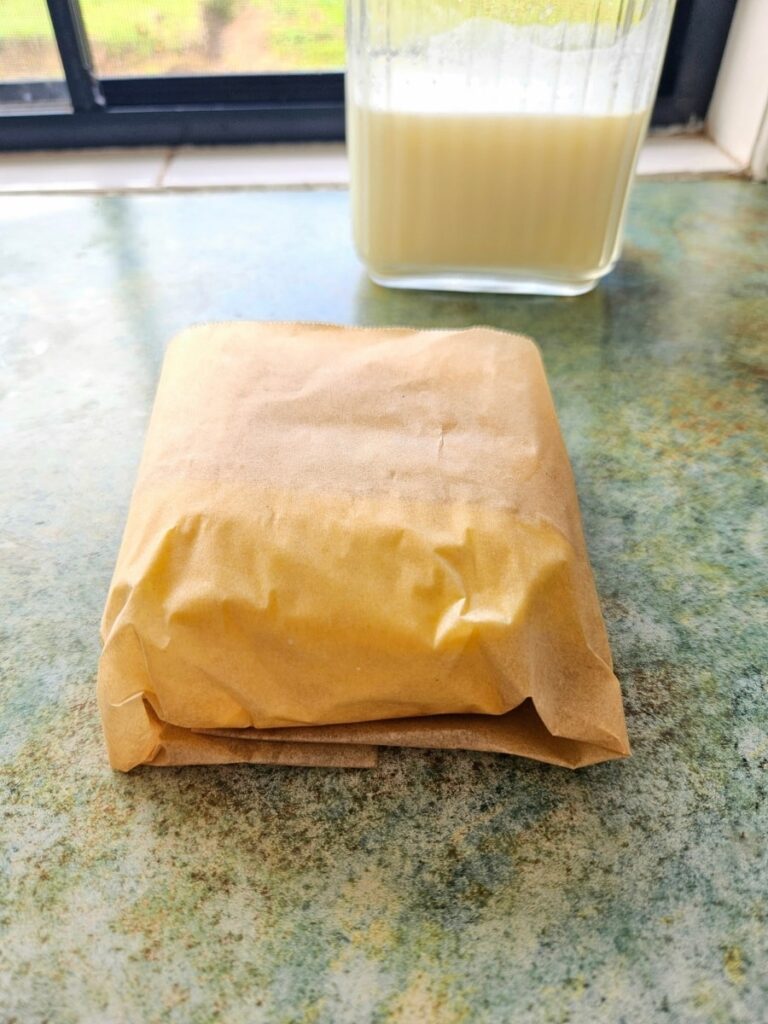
[{"x1": 98, "y1": 322, "x2": 630, "y2": 771}]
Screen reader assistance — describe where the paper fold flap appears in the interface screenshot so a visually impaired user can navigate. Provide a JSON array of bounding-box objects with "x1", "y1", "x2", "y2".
[{"x1": 197, "y1": 698, "x2": 629, "y2": 769}]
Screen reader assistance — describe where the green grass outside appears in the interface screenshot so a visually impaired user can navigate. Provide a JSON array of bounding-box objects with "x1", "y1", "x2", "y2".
[
  {"x1": 0, "y1": 0, "x2": 346, "y2": 71},
  {"x1": 0, "y1": 0, "x2": 642, "y2": 75},
  {"x1": 268, "y1": 0, "x2": 345, "y2": 68}
]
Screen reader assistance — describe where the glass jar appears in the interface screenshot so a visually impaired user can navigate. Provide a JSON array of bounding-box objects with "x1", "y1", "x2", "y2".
[{"x1": 346, "y1": 0, "x2": 676, "y2": 295}]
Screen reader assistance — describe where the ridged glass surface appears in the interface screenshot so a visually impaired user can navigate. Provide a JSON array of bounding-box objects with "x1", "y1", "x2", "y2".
[{"x1": 347, "y1": 0, "x2": 677, "y2": 294}]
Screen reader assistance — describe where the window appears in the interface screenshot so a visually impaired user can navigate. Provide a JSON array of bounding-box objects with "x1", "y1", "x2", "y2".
[
  {"x1": 78, "y1": 0, "x2": 345, "y2": 76},
  {"x1": 0, "y1": 0, "x2": 70, "y2": 113},
  {"x1": 0, "y1": 0, "x2": 736, "y2": 150}
]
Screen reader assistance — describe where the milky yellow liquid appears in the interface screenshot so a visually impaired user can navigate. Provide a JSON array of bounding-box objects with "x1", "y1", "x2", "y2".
[{"x1": 349, "y1": 105, "x2": 649, "y2": 289}]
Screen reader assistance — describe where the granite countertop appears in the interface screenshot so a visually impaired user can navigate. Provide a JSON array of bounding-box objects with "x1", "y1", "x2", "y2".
[{"x1": 1, "y1": 181, "x2": 766, "y2": 1024}]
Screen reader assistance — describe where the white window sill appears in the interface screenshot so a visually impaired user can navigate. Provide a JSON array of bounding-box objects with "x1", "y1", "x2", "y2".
[{"x1": 0, "y1": 134, "x2": 743, "y2": 195}]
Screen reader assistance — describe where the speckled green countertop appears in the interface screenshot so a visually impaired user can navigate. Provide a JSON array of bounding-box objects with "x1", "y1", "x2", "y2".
[{"x1": 1, "y1": 181, "x2": 766, "y2": 1024}]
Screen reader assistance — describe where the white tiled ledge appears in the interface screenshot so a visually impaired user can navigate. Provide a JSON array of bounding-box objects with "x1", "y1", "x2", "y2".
[{"x1": 0, "y1": 134, "x2": 743, "y2": 194}]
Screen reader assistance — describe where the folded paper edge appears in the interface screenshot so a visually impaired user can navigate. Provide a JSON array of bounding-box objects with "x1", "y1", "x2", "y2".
[
  {"x1": 99, "y1": 650, "x2": 628, "y2": 770},
  {"x1": 195, "y1": 698, "x2": 628, "y2": 769}
]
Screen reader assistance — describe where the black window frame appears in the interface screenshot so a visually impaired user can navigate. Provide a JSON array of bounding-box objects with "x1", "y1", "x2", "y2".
[{"x1": 0, "y1": 0, "x2": 735, "y2": 151}]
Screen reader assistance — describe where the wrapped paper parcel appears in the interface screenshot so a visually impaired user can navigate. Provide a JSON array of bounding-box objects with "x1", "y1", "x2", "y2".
[{"x1": 98, "y1": 323, "x2": 629, "y2": 770}]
